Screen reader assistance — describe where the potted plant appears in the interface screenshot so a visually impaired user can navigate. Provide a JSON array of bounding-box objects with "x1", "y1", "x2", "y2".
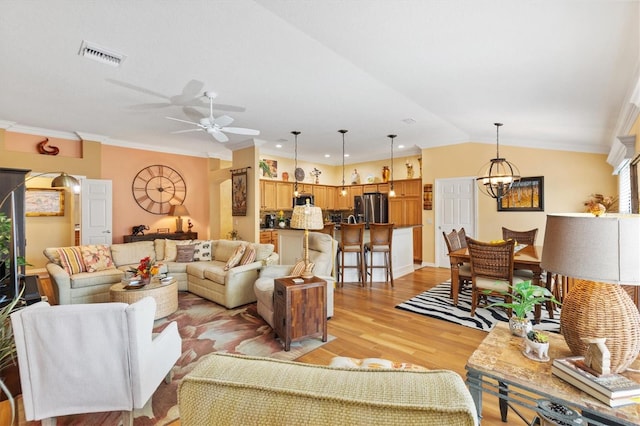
[
  {"x1": 486, "y1": 280, "x2": 561, "y2": 337},
  {"x1": 523, "y1": 330, "x2": 550, "y2": 361}
]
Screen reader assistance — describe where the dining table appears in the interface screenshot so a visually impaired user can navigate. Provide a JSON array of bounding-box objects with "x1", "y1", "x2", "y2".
[{"x1": 448, "y1": 244, "x2": 549, "y2": 323}]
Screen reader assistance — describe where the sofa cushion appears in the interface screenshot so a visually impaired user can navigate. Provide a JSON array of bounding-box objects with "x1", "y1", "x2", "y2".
[
  {"x1": 290, "y1": 260, "x2": 307, "y2": 277},
  {"x1": 43, "y1": 248, "x2": 62, "y2": 266},
  {"x1": 203, "y1": 264, "x2": 228, "y2": 285},
  {"x1": 81, "y1": 245, "x2": 116, "y2": 272},
  {"x1": 214, "y1": 240, "x2": 244, "y2": 262},
  {"x1": 239, "y1": 244, "x2": 256, "y2": 265},
  {"x1": 57, "y1": 247, "x2": 86, "y2": 275},
  {"x1": 70, "y1": 269, "x2": 124, "y2": 289},
  {"x1": 111, "y1": 241, "x2": 155, "y2": 267},
  {"x1": 254, "y1": 243, "x2": 274, "y2": 262},
  {"x1": 193, "y1": 240, "x2": 214, "y2": 261},
  {"x1": 224, "y1": 244, "x2": 246, "y2": 271},
  {"x1": 176, "y1": 245, "x2": 196, "y2": 262},
  {"x1": 163, "y1": 239, "x2": 193, "y2": 262}
]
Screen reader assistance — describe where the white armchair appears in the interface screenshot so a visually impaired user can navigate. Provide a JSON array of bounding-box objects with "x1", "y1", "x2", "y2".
[
  {"x1": 255, "y1": 232, "x2": 338, "y2": 327},
  {"x1": 10, "y1": 296, "x2": 181, "y2": 425}
]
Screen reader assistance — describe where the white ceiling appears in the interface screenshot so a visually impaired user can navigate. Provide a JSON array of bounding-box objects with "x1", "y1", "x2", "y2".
[{"x1": 1, "y1": 0, "x2": 638, "y2": 165}]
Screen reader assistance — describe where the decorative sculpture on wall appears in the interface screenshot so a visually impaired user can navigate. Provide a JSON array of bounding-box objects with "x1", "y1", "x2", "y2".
[{"x1": 37, "y1": 138, "x2": 60, "y2": 156}]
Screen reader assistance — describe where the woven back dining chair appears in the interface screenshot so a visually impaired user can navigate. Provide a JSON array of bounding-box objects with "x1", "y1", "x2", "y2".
[
  {"x1": 465, "y1": 237, "x2": 524, "y2": 317},
  {"x1": 443, "y1": 229, "x2": 472, "y2": 296},
  {"x1": 501, "y1": 227, "x2": 538, "y2": 246}
]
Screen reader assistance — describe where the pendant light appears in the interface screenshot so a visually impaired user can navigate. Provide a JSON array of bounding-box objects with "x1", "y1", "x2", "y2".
[
  {"x1": 476, "y1": 123, "x2": 520, "y2": 199},
  {"x1": 292, "y1": 131, "x2": 300, "y2": 198},
  {"x1": 388, "y1": 134, "x2": 397, "y2": 197},
  {"x1": 339, "y1": 130, "x2": 348, "y2": 196}
]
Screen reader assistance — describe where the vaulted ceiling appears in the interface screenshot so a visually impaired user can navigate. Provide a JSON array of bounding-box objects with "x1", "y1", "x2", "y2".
[{"x1": 1, "y1": 0, "x2": 638, "y2": 165}]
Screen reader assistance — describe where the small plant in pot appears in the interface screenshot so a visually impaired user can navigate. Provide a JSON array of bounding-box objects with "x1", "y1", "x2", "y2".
[
  {"x1": 524, "y1": 330, "x2": 550, "y2": 361},
  {"x1": 485, "y1": 280, "x2": 561, "y2": 337}
]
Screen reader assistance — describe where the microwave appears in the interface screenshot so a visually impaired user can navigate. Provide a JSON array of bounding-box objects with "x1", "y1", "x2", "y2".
[{"x1": 293, "y1": 194, "x2": 314, "y2": 208}]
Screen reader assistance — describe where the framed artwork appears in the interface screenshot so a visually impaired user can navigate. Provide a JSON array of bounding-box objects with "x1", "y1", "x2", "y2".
[
  {"x1": 498, "y1": 176, "x2": 544, "y2": 212},
  {"x1": 25, "y1": 188, "x2": 65, "y2": 216},
  {"x1": 262, "y1": 159, "x2": 278, "y2": 178},
  {"x1": 232, "y1": 170, "x2": 248, "y2": 216}
]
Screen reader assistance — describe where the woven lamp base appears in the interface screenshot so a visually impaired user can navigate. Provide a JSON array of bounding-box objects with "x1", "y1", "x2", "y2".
[{"x1": 561, "y1": 279, "x2": 640, "y2": 373}]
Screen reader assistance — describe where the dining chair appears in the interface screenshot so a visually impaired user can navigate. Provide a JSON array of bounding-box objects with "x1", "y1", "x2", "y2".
[
  {"x1": 364, "y1": 223, "x2": 394, "y2": 287},
  {"x1": 337, "y1": 223, "x2": 366, "y2": 287},
  {"x1": 465, "y1": 237, "x2": 525, "y2": 317},
  {"x1": 501, "y1": 227, "x2": 538, "y2": 245},
  {"x1": 443, "y1": 229, "x2": 472, "y2": 296}
]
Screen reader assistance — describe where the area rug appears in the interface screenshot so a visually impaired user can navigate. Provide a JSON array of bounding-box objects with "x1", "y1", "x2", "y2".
[
  {"x1": 396, "y1": 281, "x2": 560, "y2": 333},
  {"x1": 43, "y1": 292, "x2": 333, "y2": 426}
]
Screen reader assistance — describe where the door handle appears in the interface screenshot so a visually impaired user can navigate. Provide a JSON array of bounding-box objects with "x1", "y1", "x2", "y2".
[{"x1": 103, "y1": 230, "x2": 111, "y2": 234}]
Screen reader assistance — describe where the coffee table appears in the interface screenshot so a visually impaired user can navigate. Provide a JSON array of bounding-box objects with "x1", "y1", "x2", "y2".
[
  {"x1": 466, "y1": 322, "x2": 640, "y2": 425},
  {"x1": 110, "y1": 278, "x2": 178, "y2": 319}
]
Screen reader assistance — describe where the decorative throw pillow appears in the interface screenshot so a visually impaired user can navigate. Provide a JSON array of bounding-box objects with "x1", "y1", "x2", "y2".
[
  {"x1": 56, "y1": 247, "x2": 86, "y2": 275},
  {"x1": 163, "y1": 239, "x2": 193, "y2": 261},
  {"x1": 224, "y1": 244, "x2": 246, "y2": 271},
  {"x1": 193, "y1": 240, "x2": 213, "y2": 261},
  {"x1": 239, "y1": 244, "x2": 256, "y2": 265},
  {"x1": 80, "y1": 245, "x2": 115, "y2": 272},
  {"x1": 290, "y1": 260, "x2": 307, "y2": 277},
  {"x1": 176, "y1": 245, "x2": 196, "y2": 263}
]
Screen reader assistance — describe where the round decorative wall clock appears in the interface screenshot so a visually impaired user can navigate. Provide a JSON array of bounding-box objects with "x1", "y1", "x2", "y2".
[
  {"x1": 294, "y1": 167, "x2": 305, "y2": 182},
  {"x1": 132, "y1": 165, "x2": 187, "y2": 215}
]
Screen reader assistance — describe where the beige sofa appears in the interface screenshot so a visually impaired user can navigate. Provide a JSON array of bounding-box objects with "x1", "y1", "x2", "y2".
[
  {"x1": 179, "y1": 353, "x2": 478, "y2": 425},
  {"x1": 45, "y1": 239, "x2": 278, "y2": 308}
]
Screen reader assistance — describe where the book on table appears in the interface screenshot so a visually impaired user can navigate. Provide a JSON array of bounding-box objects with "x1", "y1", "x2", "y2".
[
  {"x1": 552, "y1": 356, "x2": 640, "y2": 404},
  {"x1": 551, "y1": 366, "x2": 640, "y2": 407}
]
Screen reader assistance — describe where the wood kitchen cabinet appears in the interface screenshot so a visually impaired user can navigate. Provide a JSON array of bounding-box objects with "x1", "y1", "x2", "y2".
[
  {"x1": 276, "y1": 182, "x2": 294, "y2": 210},
  {"x1": 260, "y1": 230, "x2": 278, "y2": 253},
  {"x1": 260, "y1": 181, "x2": 277, "y2": 210},
  {"x1": 313, "y1": 185, "x2": 334, "y2": 210}
]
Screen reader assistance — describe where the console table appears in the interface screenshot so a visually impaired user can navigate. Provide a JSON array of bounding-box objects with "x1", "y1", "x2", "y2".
[
  {"x1": 273, "y1": 276, "x2": 327, "y2": 351},
  {"x1": 466, "y1": 322, "x2": 640, "y2": 425},
  {"x1": 123, "y1": 232, "x2": 197, "y2": 243}
]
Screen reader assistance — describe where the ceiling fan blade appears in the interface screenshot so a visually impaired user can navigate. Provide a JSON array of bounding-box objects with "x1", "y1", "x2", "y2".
[
  {"x1": 214, "y1": 115, "x2": 234, "y2": 127},
  {"x1": 221, "y1": 127, "x2": 260, "y2": 136},
  {"x1": 166, "y1": 116, "x2": 202, "y2": 126},
  {"x1": 127, "y1": 102, "x2": 174, "y2": 110},
  {"x1": 171, "y1": 128, "x2": 204, "y2": 134},
  {"x1": 182, "y1": 107, "x2": 206, "y2": 122},
  {"x1": 210, "y1": 130, "x2": 229, "y2": 143}
]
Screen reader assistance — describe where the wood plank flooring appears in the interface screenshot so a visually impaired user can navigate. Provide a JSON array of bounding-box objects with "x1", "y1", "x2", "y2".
[{"x1": 29, "y1": 267, "x2": 527, "y2": 425}]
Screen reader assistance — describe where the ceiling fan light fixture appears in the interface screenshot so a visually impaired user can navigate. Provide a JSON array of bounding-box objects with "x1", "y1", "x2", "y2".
[{"x1": 476, "y1": 123, "x2": 520, "y2": 199}]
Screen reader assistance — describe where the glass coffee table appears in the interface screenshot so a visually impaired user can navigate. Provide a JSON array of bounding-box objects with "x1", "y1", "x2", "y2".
[
  {"x1": 466, "y1": 322, "x2": 640, "y2": 426},
  {"x1": 110, "y1": 277, "x2": 178, "y2": 319}
]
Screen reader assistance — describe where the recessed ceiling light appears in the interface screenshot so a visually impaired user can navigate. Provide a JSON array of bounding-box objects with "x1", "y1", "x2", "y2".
[
  {"x1": 398, "y1": 144, "x2": 405, "y2": 149},
  {"x1": 275, "y1": 144, "x2": 282, "y2": 148},
  {"x1": 324, "y1": 154, "x2": 330, "y2": 158},
  {"x1": 344, "y1": 154, "x2": 350, "y2": 158},
  {"x1": 402, "y1": 118, "x2": 416, "y2": 125}
]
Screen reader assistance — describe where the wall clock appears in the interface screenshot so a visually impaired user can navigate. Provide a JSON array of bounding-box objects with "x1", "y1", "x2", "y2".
[{"x1": 132, "y1": 165, "x2": 187, "y2": 215}]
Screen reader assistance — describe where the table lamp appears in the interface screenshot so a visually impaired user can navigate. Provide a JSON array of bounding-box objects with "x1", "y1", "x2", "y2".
[
  {"x1": 541, "y1": 213, "x2": 640, "y2": 373},
  {"x1": 290, "y1": 200, "x2": 324, "y2": 279},
  {"x1": 168, "y1": 205, "x2": 190, "y2": 233}
]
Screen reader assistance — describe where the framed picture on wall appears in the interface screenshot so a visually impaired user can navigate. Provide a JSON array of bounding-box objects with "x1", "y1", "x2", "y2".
[
  {"x1": 498, "y1": 176, "x2": 544, "y2": 212},
  {"x1": 25, "y1": 188, "x2": 65, "y2": 216},
  {"x1": 232, "y1": 169, "x2": 248, "y2": 216}
]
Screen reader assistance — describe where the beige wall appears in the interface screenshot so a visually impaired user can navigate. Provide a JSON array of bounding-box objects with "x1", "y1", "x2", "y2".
[{"x1": 421, "y1": 142, "x2": 617, "y2": 264}]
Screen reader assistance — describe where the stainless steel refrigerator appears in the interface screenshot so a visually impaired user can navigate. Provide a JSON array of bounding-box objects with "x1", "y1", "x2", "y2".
[{"x1": 354, "y1": 192, "x2": 388, "y2": 226}]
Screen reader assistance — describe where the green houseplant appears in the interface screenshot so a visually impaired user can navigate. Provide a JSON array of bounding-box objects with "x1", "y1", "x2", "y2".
[
  {"x1": 0, "y1": 292, "x2": 23, "y2": 426},
  {"x1": 486, "y1": 280, "x2": 561, "y2": 337}
]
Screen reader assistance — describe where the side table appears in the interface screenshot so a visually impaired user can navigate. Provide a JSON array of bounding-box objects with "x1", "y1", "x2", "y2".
[
  {"x1": 273, "y1": 276, "x2": 327, "y2": 351},
  {"x1": 110, "y1": 278, "x2": 178, "y2": 320},
  {"x1": 466, "y1": 322, "x2": 640, "y2": 426}
]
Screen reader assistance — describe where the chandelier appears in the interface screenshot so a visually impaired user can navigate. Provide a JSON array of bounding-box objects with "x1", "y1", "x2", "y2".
[{"x1": 476, "y1": 123, "x2": 520, "y2": 199}]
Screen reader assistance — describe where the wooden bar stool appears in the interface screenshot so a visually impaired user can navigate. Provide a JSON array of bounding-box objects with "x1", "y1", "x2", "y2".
[
  {"x1": 365, "y1": 223, "x2": 394, "y2": 287},
  {"x1": 337, "y1": 223, "x2": 365, "y2": 287}
]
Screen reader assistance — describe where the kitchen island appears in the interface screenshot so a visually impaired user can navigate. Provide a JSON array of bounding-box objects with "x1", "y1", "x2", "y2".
[{"x1": 276, "y1": 225, "x2": 418, "y2": 283}]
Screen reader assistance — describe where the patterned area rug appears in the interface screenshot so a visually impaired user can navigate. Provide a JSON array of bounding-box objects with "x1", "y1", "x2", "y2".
[
  {"x1": 396, "y1": 281, "x2": 560, "y2": 333},
  {"x1": 41, "y1": 292, "x2": 332, "y2": 426}
]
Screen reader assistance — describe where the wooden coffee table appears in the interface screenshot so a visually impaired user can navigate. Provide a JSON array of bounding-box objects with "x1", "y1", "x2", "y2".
[
  {"x1": 110, "y1": 278, "x2": 178, "y2": 319},
  {"x1": 273, "y1": 276, "x2": 327, "y2": 351}
]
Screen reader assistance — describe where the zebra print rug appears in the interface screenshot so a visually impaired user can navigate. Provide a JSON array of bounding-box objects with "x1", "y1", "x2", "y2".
[{"x1": 396, "y1": 281, "x2": 561, "y2": 333}]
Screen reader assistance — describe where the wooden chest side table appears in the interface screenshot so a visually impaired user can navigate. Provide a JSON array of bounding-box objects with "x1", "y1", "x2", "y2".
[{"x1": 273, "y1": 276, "x2": 327, "y2": 351}]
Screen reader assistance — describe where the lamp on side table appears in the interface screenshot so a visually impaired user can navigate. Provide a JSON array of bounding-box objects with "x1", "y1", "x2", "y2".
[{"x1": 290, "y1": 200, "x2": 324, "y2": 279}]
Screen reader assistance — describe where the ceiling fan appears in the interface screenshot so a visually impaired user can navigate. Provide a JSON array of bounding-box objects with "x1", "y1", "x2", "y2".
[{"x1": 166, "y1": 91, "x2": 260, "y2": 142}]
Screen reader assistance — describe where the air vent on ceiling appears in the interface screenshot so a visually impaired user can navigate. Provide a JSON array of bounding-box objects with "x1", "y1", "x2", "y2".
[{"x1": 78, "y1": 40, "x2": 125, "y2": 67}]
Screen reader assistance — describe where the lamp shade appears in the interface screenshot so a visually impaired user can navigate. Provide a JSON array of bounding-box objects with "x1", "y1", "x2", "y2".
[
  {"x1": 168, "y1": 204, "x2": 190, "y2": 217},
  {"x1": 541, "y1": 213, "x2": 640, "y2": 285},
  {"x1": 290, "y1": 204, "x2": 324, "y2": 231},
  {"x1": 50, "y1": 172, "x2": 80, "y2": 189}
]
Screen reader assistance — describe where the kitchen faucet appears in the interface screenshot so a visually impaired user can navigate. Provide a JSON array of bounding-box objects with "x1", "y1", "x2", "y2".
[{"x1": 347, "y1": 214, "x2": 356, "y2": 224}]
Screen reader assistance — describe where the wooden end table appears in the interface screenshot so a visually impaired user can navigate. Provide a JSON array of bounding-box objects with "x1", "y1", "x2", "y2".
[
  {"x1": 110, "y1": 278, "x2": 178, "y2": 319},
  {"x1": 466, "y1": 322, "x2": 640, "y2": 426},
  {"x1": 273, "y1": 276, "x2": 327, "y2": 351}
]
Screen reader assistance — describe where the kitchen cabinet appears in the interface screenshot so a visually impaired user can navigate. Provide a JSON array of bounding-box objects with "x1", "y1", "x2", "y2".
[
  {"x1": 260, "y1": 181, "x2": 277, "y2": 210},
  {"x1": 260, "y1": 230, "x2": 279, "y2": 253},
  {"x1": 389, "y1": 196, "x2": 421, "y2": 226},
  {"x1": 276, "y1": 182, "x2": 294, "y2": 210},
  {"x1": 392, "y1": 179, "x2": 421, "y2": 197},
  {"x1": 413, "y1": 227, "x2": 422, "y2": 263},
  {"x1": 313, "y1": 185, "x2": 333, "y2": 210}
]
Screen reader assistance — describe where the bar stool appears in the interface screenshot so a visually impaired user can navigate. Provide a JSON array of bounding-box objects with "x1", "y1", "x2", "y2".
[
  {"x1": 337, "y1": 223, "x2": 366, "y2": 287},
  {"x1": 365, "y1": 223, "x2": 394, "y2": 287}
]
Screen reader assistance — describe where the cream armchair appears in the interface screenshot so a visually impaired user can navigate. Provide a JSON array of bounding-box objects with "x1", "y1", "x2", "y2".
[
  {"x1": 11, "y1": 297, "x2": 181, "y2": 425},
  {"x1": 255, "y1": 232, "x2": 338, "y2": 327}
]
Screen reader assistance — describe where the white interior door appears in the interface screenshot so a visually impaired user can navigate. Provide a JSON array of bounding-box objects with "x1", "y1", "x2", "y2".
[
  {"x1": 435, "y1": 177, "x2": 477, "y2": 267},
  {"x1": 81, "y1": 179, "x2": 113, "y2": 245}
]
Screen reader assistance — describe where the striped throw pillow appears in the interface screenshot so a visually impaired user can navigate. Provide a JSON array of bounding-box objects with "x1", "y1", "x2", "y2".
[
  {"x1": 239, "y1": 244, "x2": 256, "y2": 265},
  {"x1": 57, "y1": 247, "x2": 86, "y2": 275},
  {"x1": 224, "y1": 244, "x2": 246, "y2": 271}
]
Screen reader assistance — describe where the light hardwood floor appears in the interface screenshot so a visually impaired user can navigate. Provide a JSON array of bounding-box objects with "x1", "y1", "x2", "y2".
[{"x1": 24, "y1": 267, "x2": 520, "y2": 425}]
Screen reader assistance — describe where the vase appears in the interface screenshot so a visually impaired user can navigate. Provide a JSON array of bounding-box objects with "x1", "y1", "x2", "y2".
[
  {"x1": 508, "y1": 316, "x2": 532, "y2": 337},
  {"x1": 382, "y1": 166, "x2": 390, "y2": 183},
  {"x1": 279, "y1": 221, "x2": 286, "y2": 228},
  {"x1": 282, "y1": 171, "x2": 289, "y2": 182},
  {"x1": 523, "y1": 337, "x2": 549, "y2": 361},
  {"x1": 141, "y1": 275, "x2": 151, "y2": 285}
]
